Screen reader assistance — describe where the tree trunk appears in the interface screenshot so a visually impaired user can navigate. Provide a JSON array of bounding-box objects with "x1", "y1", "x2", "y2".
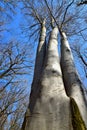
[
  {"x1": 21, "y1": 27, "x2": 73, "y2": 130},
  {"x1": 21, "y1": 19, "x2": 46, "y2": 130},
  {"x1": 29, "y1": 19, "x2": 46, "y2": 112},
  {"x1": 60, "y1": 31, "x2": 87, "y2": 129},
  {"x1": 33, "y1": 19, "x2": 46, "y2": 84},
  {"x1": 38, "y1": 27, "x2": 72, "y2": 130}
]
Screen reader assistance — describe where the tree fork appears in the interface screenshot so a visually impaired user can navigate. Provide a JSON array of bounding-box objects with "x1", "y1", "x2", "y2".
[{"x1": 21, "y1": 27, "x2": 72, "y2": 130}]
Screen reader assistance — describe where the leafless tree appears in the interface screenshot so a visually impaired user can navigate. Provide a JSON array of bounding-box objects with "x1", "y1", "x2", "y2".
[
  {"x1": 0, "y1": 42, "x2": 32, "y2": 129},
  {"x1": 21, "y1": 0, "x2": 87, "y2": 130},
  {"x1": 1, "y1": 0, "x2": 87, "y2": 129}
]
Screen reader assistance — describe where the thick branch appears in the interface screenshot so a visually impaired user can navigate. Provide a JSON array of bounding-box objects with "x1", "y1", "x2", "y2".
[{"x1": 77, "y1": 1, "x2": 87, "y2": 6}]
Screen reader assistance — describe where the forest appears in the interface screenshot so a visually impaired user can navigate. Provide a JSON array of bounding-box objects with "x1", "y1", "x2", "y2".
[{"x1": 0, "y1": 0, "x2": 87, "y2": 130}]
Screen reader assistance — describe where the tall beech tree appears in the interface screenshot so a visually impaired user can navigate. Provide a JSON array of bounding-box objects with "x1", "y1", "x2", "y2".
[
  {"x1": 1, "y1": 0, "x2": 87, "y2": 129},
  {"x1": 22, "y1": 26, "x2": 73, "y2": 130},
  {"x1": 21, "y1": 0, "x2": 87, "y2": 130}
]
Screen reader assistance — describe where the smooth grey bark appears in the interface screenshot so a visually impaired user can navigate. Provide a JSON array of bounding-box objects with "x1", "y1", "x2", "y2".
[
  {"x1": 38, "y1": 27, "x2": 72, "y2": 130},
  {"x1": 60, "y1": 32, "x2": 87, "y2": 128},
  {"x1": 29, "y1": 19, "x2": 46, "y2": 112},
  {"x1": 33, "y1": 19, "x2": 46, "y2": 83},
  {"x1": 21, "y1": 20, "x2": 46, "y2": 130},
  {"x1": 22, "y1": 27, "x2": 73, "y2": 130}
]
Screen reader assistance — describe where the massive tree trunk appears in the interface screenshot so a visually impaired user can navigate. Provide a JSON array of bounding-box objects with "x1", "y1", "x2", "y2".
[
  {"x1": 38, "y1": 27, "x2": 72, "y2": 130},
  {"x1": 22, "y1": 27, "x2": 72, "y2": 130},
  {"x1": 60, "y1": 31, "x2": 87, "y2": 129},
  {"x1": 21, "y1": 27, "x2": 87, "y2": 130}
]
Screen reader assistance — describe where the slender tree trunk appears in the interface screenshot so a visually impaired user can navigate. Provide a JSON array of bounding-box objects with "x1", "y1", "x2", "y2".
[
  {"x1": 21, "y1": 19, "x2": 46, "y2": 130},
  {"x1": 60, "y1": 32, "x2": 87, "y2": 129},
  {"x1": 22, "y1": 27, "x2": 73, "y2": 130},
  {"x1": 33, "y1": 19, "x2": 46, "y2": 84},
  {"x1": 29, "y1": 19, "x2": 46, "y2": 112}
]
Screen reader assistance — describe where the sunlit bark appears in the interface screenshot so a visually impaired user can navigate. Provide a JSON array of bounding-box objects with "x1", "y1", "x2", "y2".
[
  {"x1": 21, "y1": 19, "x2": 46, "y2": 130},
  {"x1": 37, "y1": 27, "x2": 72, "y2": 130},
  {"x1": 60, "y1": 31, "x2": 87, "y2": 129},
  {"x1": 22, "y1": 27, "x2": 73, "y2": 130}
]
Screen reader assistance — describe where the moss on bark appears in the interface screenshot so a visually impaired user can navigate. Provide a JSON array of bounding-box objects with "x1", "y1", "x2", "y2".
[{"x1": 70, "y1": 97, "x2": 87, "y2": 130}]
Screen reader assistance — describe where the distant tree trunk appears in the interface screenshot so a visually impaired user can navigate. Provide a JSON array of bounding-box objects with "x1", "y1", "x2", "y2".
[
  {"x1": 60, "y1": 31, "x2": 87, "y2": 129},
  {"x1": 21, "y1": 27, "x2": 73, "y2": 130}
]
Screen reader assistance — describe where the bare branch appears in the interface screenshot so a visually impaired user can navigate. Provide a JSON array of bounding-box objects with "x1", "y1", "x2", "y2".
[
  {"x1": 61, "y1": 0, "x2": 74, "y2": 28},
  {"x1": 44, "y1": 0, "x2": 62, "y2": 33},
  {"x1": 77, "y1": 0, "x2": 87, "y2": 6}
]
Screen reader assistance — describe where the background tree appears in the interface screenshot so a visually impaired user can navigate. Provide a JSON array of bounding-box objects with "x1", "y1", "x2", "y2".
[
  {"x1": 0, "y1": 42, "x2": 32, "y2": 129},
  {"x1": 0, "y1": 1, "x2": 33, "y2": 129}
]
